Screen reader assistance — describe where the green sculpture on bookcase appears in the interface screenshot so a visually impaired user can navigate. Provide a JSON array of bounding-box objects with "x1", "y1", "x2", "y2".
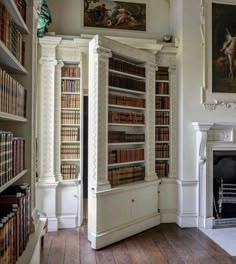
[{"x1": 37, "y1": 0, "x2": 52, "y2": 38}]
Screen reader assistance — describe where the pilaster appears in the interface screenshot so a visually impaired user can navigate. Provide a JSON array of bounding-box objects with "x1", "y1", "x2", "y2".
[
  {"x1": 145, "y1": 62, "x2": 158, "y2": 181},
  {"x1": 88, "y1": 44, "x2": 112, "y2": 191},
  {"x1": 54, "y1": 60, "x2": 64, "y2": 181}
]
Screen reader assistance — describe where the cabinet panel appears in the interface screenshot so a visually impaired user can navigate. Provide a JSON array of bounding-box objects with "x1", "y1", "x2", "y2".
[
  {"x1": 97, "y1": 191, "x2": 131, "y2": 232},
  {"x1": 57, "y1": 185, "x2": 78, "y2": 215},
  {"x1": 131, "y1": 185, "x2": 158, "y2": 220}
]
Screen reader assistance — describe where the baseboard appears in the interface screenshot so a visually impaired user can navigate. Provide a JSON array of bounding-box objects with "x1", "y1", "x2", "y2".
[
  {"x1": 57, "y1": 215, "x2": 78, "y2": 229},
  {"x1": 160, "y1": 210, "x2": 177, "y2": 223},
  {"x1": 90, "y1": 214, "x2": 160, "y2": 249},
  {"x1": 46, "y1": 217, "x2": 58, "y2": 232},
  {"x1": 176, "y1": 213, "x2": 198, "y2": 227}
]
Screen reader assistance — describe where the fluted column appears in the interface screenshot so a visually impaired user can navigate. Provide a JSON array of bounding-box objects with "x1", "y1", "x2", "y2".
[
  {"x1": 145, "y1": 62, "x2": 158, "y2": 181},
  {"x1": 88, "y1": 44, "x2": 112, "y2": 191},
  {"x1": 54, "y1": 60, "x2": 64, "y2": 181},
  {"x1": 36, "y1": 37, "x2": 61, "y2": 231}
]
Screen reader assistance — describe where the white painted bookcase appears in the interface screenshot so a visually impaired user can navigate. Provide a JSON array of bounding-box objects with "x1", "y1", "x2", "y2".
[{"x1": 88, "y1": 35, "x2": 161, "y2": 249}]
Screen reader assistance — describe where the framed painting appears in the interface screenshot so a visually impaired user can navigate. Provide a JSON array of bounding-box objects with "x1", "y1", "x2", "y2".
[
  {"x1": 83, "y1": 0, "x2": 146, "y2": 31},
  {"x1": 201, "y1": 0, "x2": 236, "y2": 110}
]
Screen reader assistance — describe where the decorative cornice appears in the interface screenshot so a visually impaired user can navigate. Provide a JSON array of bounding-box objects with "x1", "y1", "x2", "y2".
[{"x1": 192, "y1": 122, "x2": 214, "y2": 131}]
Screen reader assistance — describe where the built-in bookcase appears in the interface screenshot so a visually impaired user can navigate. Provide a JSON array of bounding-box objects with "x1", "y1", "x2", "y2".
[
  {"x1": 108, "y1": 57, "x2": 146, "y2": 186},
  {"x1": 155, "y1": 67, "x2": 170, "y2": 177},
  {"x1": 61, "y1": 64, "x2": 82, "y2": 181}
]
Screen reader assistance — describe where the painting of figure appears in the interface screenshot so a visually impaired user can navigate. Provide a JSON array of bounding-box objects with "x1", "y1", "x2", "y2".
[
  {"x1": 212, "y1": 3, "x2": 236, "y2": 93},
  {"x1": 83, "y1": 0, "x2": 146, "y2": 31}
]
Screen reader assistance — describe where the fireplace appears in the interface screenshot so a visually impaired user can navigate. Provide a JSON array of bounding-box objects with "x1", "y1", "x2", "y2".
[
  {"x1": 192, "y1": 122, "x2": 236, "y2": 229},
  {"x1": 213, "y1": 151, "x2": 236, "y2": 227}
]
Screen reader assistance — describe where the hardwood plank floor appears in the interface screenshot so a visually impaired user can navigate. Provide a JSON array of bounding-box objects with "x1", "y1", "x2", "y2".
[{"x1": 41, "y1": 224, "x2": 236, "y2": 264}]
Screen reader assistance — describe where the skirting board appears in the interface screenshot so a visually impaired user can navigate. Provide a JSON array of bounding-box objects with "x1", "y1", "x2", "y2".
[
  {"x1": 57, "y1": 215, "x2": 78, "y2": 229},
  {"x1": 90, "y1": 214, "x2": 160, "y2": 249},
  {"x1": 160, "y1": 212, "x2": 177, "y2": 223},
  {"x1": 47, "y1": 217, "x2": 58, "y2": 232},
  {"x1": 177, "y1": 214, "x2": 198, "y2": 228}
]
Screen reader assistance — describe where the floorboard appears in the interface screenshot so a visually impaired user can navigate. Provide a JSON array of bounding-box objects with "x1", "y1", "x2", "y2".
[{"x1": 41, "y1": 224, "x2": 236, "y2": 264}]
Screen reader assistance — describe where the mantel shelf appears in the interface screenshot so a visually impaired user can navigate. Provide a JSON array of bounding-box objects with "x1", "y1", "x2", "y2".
[
  {"x1": 0, "y1": 169, "x2": 28, "y2": 194},
  {"x1": 109, "y1": 69, "x2": 146, "y2": 80},
  {"x1": 1, "y1": 0, "x2": 29, "y2": 34},
  {"x1": 0, "y1": 112, "x2": 27, "y2": 122},
  {"x1": 0, "y1": 40, "x2": 28, "y2": 74}
]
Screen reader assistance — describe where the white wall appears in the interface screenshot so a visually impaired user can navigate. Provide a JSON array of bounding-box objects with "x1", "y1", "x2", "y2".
[{"x1": 48, "y1": 0, "x2": 170, "y2": 40}]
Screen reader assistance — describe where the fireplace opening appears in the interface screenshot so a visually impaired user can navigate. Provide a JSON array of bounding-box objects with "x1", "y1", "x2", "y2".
[{"x1": 213, "y1": 151, "x2": 236, "y2": 223}]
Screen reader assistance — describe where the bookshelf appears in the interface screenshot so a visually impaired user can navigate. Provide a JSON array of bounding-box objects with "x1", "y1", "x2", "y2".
[
  {"x1": 60, "y1": 64, "x2": 82, "y2": 181},
  {"x1": 88, "y1": 35, "x2": 159, "y2": 249},
  {"x1": 0, "y1": 0, "x2": 41, "y2": 263},
  {"x1": 155, "y1": 67, "x2": 170, "y2": 178}
]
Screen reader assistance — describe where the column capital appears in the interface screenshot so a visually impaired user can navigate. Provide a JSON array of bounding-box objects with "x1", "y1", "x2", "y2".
[
  {"x1": 94, "y1": 46, "x2": 112, "y2": 59},
  {"x1": 145, "y1": 62, "x2": 158, "y2": 71},
  {"x1": 39, "y1": 57, "x2": 58, "y2": 66}
]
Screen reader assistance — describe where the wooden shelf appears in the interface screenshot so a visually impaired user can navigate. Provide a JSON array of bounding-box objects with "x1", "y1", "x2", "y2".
[
  {"x1": 155, "y1": 141, "x2": 169, "y2": 143},
  {"x1": 155, "y1": 158, "x2": 169, "y2": 161},
  {"x1": 0, "y1": 112, "x2": 27, "y2": 122},
  {"x1": 156, "y1": 94, "x2": 170, "y2": 97},
  {"x1": 108, "y1": 160, "x2": 145, "y2": 168},
  {"x1": 0, "y1": 40, "x2": 28, "y2": 74},
  {"x1": 61, "y1": 141, "x2": 80, "y2": 144},
  {"x1": 109, "y1": 142, "x2": 145, "y2": 146},
  {"x1": 61, "y1": 92, "x2": 80, "y2": 95},
  {"x1": 155, "y1": 109, "x2": 170, "y2": 112},
  {"x1": 61, "y1": 124, "x2": 80, "y2": 127},
  {"x1": 61, "y1": 108, "x2": 80, "y2": 110},
  {"x1": 1, "y1": 0, "x2": 29, "y2": 34},
  {"x1": 156, "y1": 80, "x2": 169, "y2": 83},
  {"x1": 61, "y1": 159, "x2": 80, "y2": 162},
  {"x1": 109, "y1": 104, "x2": 145, "y2": 111},
  {"x1": 109, "y1": 123, "x2": 145, "y2": 127},
  {"x1": 109, "y1": 86, "x2": 145, "y2": 95},
  {"x1": 155, "y1": 125, "x2": 170, "y2": 127},
  {"x1": 0, "y1": 169, "x2": 28, "y2": 194},
  {"x1": 61, "y1": 77, "x2": 80, "y2": 80},
  {"x1": 109, "y1": 69, "x2": 145, "y2": 80}
]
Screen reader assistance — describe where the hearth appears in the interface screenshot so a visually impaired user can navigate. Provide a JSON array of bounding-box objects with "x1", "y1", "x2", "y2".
[{"x1": 213, "y1": 151, "x2": 236, "y2": 228}]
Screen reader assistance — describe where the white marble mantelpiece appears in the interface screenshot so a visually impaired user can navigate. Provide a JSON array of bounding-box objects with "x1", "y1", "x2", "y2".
[{"x1": 192, "y1": 122, "x2": 236, "y2": 228}]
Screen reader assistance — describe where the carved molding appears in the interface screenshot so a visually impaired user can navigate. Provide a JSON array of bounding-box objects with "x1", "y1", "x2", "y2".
[{"x1": 208, "y1": 129, "x2": 233, "y2": 142}]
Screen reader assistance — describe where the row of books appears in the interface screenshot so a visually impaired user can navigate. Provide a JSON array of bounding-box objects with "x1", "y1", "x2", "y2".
[
  {"x1": 108, "y1": 131, "x2": 145, "y2": 143},
  {"x1": 109, "y1": 94, "x2": 145, "y2": 108},
  {"x1": 61, "y1": 145, "x2": 80, "y2": 160},
  {"x1": 0, "y1": 184, "x2": 31, "y2": 264},
  {"x1": 155, "y1": 143, "x2": 169, "y2": 158},
  {"x1": 61, "y1": 164, "x2": 77, "y2": 180},
  {"x1": 156, "y1": 96, "x2": 170, "y2": 109},
  {"x1": 108, "y1": 166, "x2": 145, "y2": 186},
  {"x1": 156, "y1": 67, "x2": 169, "y2": 80},
  {"x1": 0, "y1": 68, "x2": 26, "y2": 117},
  {"x1": 61, "y1": 94, "x2": 80, "y2": 109},
  {"x1": 14, "y1": 0, "x2": 27, "y2": 22},
  {"x1": 155, "y1": 161, "x2": 169, "y2": 177},
  {"x1": 62, "y1": 66, "x2": 80, "y2": 78},
  {"x1": 109, "y1": 111, "x2": 145, "y2": 124},
  {"x1": 109, "y1": 73, "x2": 145, "y2": 92},
  {"x1": 156, "y1": 127, "x2": 169, "y2": 141},
  {"x1": 156, "y1": 111, "x2": 170, "y2": 125},
  {"x1": 108, "y1": 149, "x2": 144, "y2": 164},
  {"x1": 0, "y1": 3, "x2": 25, "y2": 65},
  {"x1": 61, "y1": 110, "x2": 80, "y2": 125},
  {"x1": 61, "y1": 80, "x2": 80, "y2": 93},
  {"x1": 61, "y1": 127, "x2": 79, "y2": 141},
  {"x1": 156, "y1": 82, "x2": 169, "y2": 94},
  {"x1": 0, "y1": 131, "x2": 25, "y2": 187},
  {"x1": 109, "y1": 57, "x2": 145, "y2": 77}
]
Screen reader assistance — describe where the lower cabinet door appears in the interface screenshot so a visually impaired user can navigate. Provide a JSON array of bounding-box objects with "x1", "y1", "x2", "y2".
[{"x1": 131, "y1": 185, "x2": 158, "y2": 220}]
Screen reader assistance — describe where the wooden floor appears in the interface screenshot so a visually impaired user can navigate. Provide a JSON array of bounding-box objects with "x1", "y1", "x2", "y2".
[{"x1": 41, "y1": 224, "x2": 236, "y2": 264}]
